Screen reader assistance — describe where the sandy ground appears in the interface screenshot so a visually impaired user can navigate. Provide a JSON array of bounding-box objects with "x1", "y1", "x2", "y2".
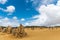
[{"x1": 0, "y1": 28, "x2": 60, "y2": 40}]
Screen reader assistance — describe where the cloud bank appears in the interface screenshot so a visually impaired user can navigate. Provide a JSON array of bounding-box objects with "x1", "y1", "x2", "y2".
[
  {"x1": 0, "y1": 17, "x2": 20, "y2": 27},
  {"x1": 25, "y1": 0, "x2": 60, "y2": 26}
]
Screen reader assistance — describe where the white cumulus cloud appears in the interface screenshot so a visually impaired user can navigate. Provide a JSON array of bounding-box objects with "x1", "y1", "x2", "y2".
[
  {"x1": 25, "y1": 0, "x2": 60, "y2": 26},
  {"x1": 4, "y1": 6, "x2": 15, "y2": 15},
  {"x1": 0, "y1": 5, "x2": 15, "y2": 15},
  {"x1": 0, "y1": 0, "x2": 7, "y2": 4},
  {"x1": 0, "y1": 0, "x2": 15, "y2": 15},
  {"x1": 20, "y1": 18, "x2": 25, "y2": 21},
  {"x1": 32, "y1": 0, "x2": 57, "y2": 8},
  {"x1": 13, "y1": 16, "x2": 17, "y2": 20}
]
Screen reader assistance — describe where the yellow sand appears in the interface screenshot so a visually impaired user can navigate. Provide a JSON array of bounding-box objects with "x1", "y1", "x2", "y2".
[{"x1": 0, "y1": 28, "x2": 60, "y2": 40}]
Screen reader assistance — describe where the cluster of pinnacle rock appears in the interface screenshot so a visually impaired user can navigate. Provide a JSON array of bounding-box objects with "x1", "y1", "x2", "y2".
[{"x1": 0, "y1": 24, "x2": 27, "y2": 38}]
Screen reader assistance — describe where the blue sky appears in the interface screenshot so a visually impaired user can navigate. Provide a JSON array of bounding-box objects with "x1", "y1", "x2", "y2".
[
  {"x1": 0, "y1": 0, "x2": 57, "y2": 18},
  {"x1": 0, "y1": 0, "x2": 39, "y2": 18},
  {"x1": 0, "y1": 0, "x2": 60, "y2": 27},
  {"x1": 0, "y1": 0, "x2": 39, "y2": 27}
]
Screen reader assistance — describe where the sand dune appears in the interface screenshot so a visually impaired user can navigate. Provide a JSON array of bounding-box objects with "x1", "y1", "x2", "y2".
[{"x1": 0, "y1": 28, "x2": 60, "y2": 40}]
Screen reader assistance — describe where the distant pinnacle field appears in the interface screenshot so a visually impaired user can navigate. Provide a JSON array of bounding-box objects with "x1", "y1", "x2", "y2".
[{"x1": 0, "y1": 28, "x2": 60, "y2": 40}]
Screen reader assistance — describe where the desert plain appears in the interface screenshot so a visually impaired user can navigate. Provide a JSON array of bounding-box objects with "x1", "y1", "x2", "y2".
[{"x1": 0, "y1": 28, "x2": 60, "y2": 40}]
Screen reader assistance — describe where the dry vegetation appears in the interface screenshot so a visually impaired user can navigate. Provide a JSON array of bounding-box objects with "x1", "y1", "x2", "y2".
[{"x1": 0, "y1": 26, "x2": 60, "y2": 40}]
